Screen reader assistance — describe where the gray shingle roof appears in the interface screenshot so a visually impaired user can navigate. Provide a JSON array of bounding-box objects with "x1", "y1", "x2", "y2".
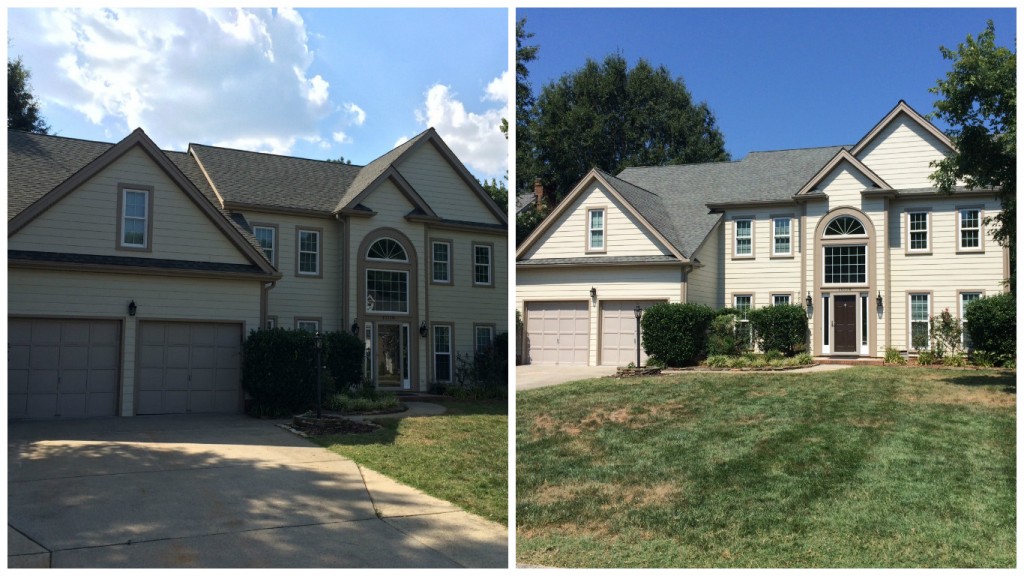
[
  {"x1": 615, "y1": 146, "x2": 849, "y2": 258},
  {"x1": 516, "y1": 192, "x2": 536, "y2": 214},
  {"x1": 333, "y1": 128, "x2": 434, "y2": 212},
  {"x1": 7, "y1": 130, "x2": 113, "y2": 220},
  {"x1": 189, "y1": 143, "x2": 362, "y2": 213}
]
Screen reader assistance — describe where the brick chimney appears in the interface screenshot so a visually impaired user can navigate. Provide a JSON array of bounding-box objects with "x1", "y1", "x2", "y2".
[{"x1": 533, "y1": 177, "x2": 546, "y2": 207}]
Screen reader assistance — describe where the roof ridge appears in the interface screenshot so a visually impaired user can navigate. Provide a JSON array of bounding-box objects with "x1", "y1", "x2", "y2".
[
  {"x1": 745, "y1": 144, "x2": 851, "y2": 155},
  {"x1": 188, "y1": 141, "x2": 365, "y2": 169},
  {"x1": 8, "y1": 129, "x2": 114, "y2": 148}
]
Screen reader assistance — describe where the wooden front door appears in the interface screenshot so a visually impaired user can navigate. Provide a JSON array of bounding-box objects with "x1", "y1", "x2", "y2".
[{"x1": 833, "y1": 295, "x2": 858, "y2": 353}]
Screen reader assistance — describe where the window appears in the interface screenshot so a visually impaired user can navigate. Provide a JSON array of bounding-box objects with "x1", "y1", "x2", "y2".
[
  {"x1": 368, "y1": 238, "x2": 407, "y2": 261},
  {"x1": 734, "y1": 295, "x2": 752, "y2": 349},
  {"x1": 910, "y1": 293, "x2": 930, "y2": 350},
  {"x1": 822, "y1": 294, "x2": 830, "y2": 347},
  {"x1": 265, "y1": 317, "x2": 277, "y2": 329},
  {"x1": 432, "y1": 241, "x2": 451, "y2": 284},
  {"x1": 587, "y1": 208, "x2": 605, "y2": 251},
  {"x1": 772, "y1": 217, "x2": 791, "y2": 255},
  {"x1": 824, "y1": 215, "x2": 865, "y2": 236},
  {"x1": 297, "y1": 229, "x2": 320, "y2": 276},
  {"x1": 960, "y1": 292, "x2": 982, "y2": 349},
  {"x1": 296, "y1": 319, "x2": 319, "y2": 332},
  {"x1": 433, "y1": 325, "x2": 452, "y2": 382},
  {"x1": 734, "y1": 219, "x2": 752, "y2": 256},
  {"x1": 772, "y1": 294, "x2": 791, "y2": 306},
  {"x1": 861, "y1": 294, "x2": 868, "y2": 348},
  {"x1": 475, "y1": 325, "x2": 494, "y2": 353},
  {"x1": 959, "y1": 209, "x2": 981, "y2": 250},
  {"x1": 824, "y1": 246, "x2": 866, "y2": 284},
  {"x1": 907, "y1": 211, "x2": 929, "y2": 251},
  {"x1": 120, "y1": 188, "x2": 149, "y2": 248},
  {"x1": 366, "y1": 270, "x2": 408, "y2": 313},
  {"x1": 253, "y1": 225, "x2": 276, "y2": 264},
  {"x1": 473, "y1": 244, "x2": 492, "y2": 286}
]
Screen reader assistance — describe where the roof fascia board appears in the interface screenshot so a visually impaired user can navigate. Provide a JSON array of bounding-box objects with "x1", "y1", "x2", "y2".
[
  {"x1": 707, "y1": 199, "x2": 797, "y2": 212},
  {"x1": 406, "y1": 215, "x2": 508, "y2": 236},
  {"x1": 187, "y1": 145, "x2": 227, "y2": 209},
  {"x1": 223, "y1": 201, "x2": 334, "y2": 218},
  {"x1": 9, "y1": 257, "x2": 283, "y2": 281},
  {"x1": 850, "y1": 100, "x2": 955, "y2": 157},
  {"x1": 517, "y1": 260, "x2": 685, "y2": 269},
  {"x1": 796, "y1": 149, "x2": 892, "y2": 196}
]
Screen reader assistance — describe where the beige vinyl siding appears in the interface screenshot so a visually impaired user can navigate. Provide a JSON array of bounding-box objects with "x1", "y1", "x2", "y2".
[
  {"x1": 686, "y1": 220, "x2": 723, "y2": 307},
  {"x1": 815, "y1": 162, "x2": 880, "y2": 208},
  {"x1": 722, "y1": 210, "x2": 801, "y2": 309},
  {"x1": 9, "y1": 267, "x2": 260, "y2": 416},
  {"x1": 518, "y1": 265, "x2": 683, "y2": 365},
  {"x1": 10, "y1": 147, "x2": 249, "y2": 265},
  {"x1": 395, "y1": 142, "x2": 502, "y2": 225},
  {"x1": 522, "y1": 183, "x2": 673, "y2": 260},
  {"x1": 856, "y1": 115, "x2": 951, "y2": 190},
  {"x1": 242, "y1": 210, "x2": 341, "y2": 332},
  {"x1": 887, "y1": 198, "x2": 1004, "y2": 351}
]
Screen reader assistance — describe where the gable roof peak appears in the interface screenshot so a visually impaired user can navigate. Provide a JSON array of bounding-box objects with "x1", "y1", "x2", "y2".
[{"x1": 851, "y1": 100, "x2": 954, "y2": 156}]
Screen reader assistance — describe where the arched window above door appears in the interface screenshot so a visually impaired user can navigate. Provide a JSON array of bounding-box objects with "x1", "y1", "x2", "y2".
[
  {"x1": 824, "y1": 215, "x2": 866, "y2": 237},
  {"x1": 367, "y1": 238, "x2": 408, "y2": 261}
]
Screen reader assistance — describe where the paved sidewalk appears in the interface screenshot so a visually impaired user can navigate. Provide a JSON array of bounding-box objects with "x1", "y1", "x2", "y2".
[{"x1": 8, "y1": 413, "x2": 507, "y2": 569}]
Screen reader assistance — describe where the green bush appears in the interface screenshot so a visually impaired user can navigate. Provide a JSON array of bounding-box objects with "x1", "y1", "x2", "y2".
[
  {"x1": 970, "y1": 350, "x2": 998, "y2": 368},
  {"x1": 917, "y1": 349, "x2": 939, "y2": 366},
  {"x1": 794, "y1": 353, "x2": 814, "y2": 366},
  {"x1": 243, "y1": 328, "x2": 365, "y2": 417},
  {"x1": 747, "y1": 304, "x2": 808, "y2": 356},
  {"x1": 763, "y1": 349, "x2": 784, "y2": 362},
  {"x1": 640, "y1": 302, "x2": 716, "y2": 366},
  {"x1": 326, "y1": 392, "x2": 400, "y2": 413},
  {"x1": 445, "y1": 332, "x2": 509, "y2": 399},
  {"x1": 705, "y1": 355, "x2": 730, "y2": 368},
  {"x1": 929, "y1": 308, "x2": 963, "y2": 357},
  {"x1": 707, "y1": 314, "x2": 744, "y2": 356},
  {"x1": 884, "y1": 347, "x2": 907, "y2": 365},
  {"x1": 964, "y1": 292, "x2": 1015, "y2": 363},
  {"x1": 942, "y1": 353, "x2": 968, "y2": 367}
]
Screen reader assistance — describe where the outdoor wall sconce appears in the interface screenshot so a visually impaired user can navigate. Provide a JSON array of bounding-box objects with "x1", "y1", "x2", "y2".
[
  {"x1": 876, "y1": 291, "x2": 884, "y2": 309},
  {"x1": 128, "y1": 300, "x2": 137, "y2": 317},
  {"x1": 351, "y1": 319, "x2": 359, "y2": 335},
  {"x1": 419, "y1": 321, "x2": 428, "y2": 337},
  {"x1": 805, "y1": 292, "x2": 813, "y2": 308},
  {"x1": 590, "y1": 286, "x2": 597, "y2": 299}
]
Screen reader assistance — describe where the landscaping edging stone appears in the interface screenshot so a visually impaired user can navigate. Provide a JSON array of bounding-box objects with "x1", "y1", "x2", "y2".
[
  {"x1": 287, "y1": 414, "x2": 380, "y2": 436},
  {"x1": 615, "y1": 367, "x2": 663, "y2": 377},
  {"x1": 671, "y1": 363, "x2": 820, "y2": 372}
]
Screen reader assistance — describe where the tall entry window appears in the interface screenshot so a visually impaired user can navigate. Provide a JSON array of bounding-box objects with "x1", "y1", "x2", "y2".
[{"x1": 823, "y1": 246, "x2": 866, "y2": 284}]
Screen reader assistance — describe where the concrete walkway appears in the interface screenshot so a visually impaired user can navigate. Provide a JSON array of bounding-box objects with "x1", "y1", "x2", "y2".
[{"x1": 7, "y1": 413, "x2": 507, "y2": 568}]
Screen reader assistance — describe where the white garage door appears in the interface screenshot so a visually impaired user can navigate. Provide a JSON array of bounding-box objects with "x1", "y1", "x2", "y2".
[
  {"x1": 525, "y1": 301, "x2": 589, "y2": 365},
  {"x1": 137, "y1": 321, "x2": 242, "y2": 415},
  {"x1": 8, "y1": 318, "x2": 121, "y2": 419},
  {"x1": 600, "y1": 300, "x2": 663, "y2": 366}
]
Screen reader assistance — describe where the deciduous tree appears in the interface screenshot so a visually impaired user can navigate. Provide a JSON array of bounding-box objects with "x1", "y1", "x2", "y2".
[{"x1": 8, "y1": 57, "x2": 49, "y2": 134}]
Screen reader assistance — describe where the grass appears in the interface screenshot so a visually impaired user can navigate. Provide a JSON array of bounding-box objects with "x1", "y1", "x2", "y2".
[
  {"x1": 517, "y1": 366, "x2": 1015, "y2": 567},
  {"x1": 315, "y1": 399, "x2": 508, "y2": 524}
]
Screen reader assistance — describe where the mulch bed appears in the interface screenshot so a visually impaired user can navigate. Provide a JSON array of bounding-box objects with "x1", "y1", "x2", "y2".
[{"x1": 289, "y1": 414, "x2": 379, "y2": 436}]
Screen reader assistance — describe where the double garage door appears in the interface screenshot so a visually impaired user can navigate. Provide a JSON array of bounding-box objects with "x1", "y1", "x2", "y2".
[
  {"x1": 8, "y1": 318, "x2": 242, "y2": 419},
  {"x1": 524, "y1": 300, "x2": 663, "y2": 366}
]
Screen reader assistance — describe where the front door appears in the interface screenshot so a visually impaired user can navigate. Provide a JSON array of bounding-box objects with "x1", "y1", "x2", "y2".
[
  {"x1": 375, "y1": 323, "x2": 410, "y2": 389},
  {"x1": 833, "y1": 295, "x2": 858, "y2": 353}
]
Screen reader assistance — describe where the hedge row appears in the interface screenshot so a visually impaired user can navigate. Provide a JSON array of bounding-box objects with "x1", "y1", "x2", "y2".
[
  {"x1": 964, "y1": 292, "x2": 1015, "y2": 362},
  {"x1": 242, "y1": 328, "x2": 363, "y2": 417}
]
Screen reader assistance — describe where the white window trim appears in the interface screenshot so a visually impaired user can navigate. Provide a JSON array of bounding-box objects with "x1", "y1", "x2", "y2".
[
  {"x1": 119, "y1": 187, "x2": 150, "y2": 249},
  {"x1": 959, "y1": 291, "x2": 983, "y2": 349},
  {"x1": 733, "y1": 294, "x2": 753, "y2": 349},
  {"x1": 366, "y1": 269, "x2": 410, "y2": 314},
  {"x1": 296, "y1": 228, "x2": 321, "y2": 276},
  {"x1": 431, "y1": 240, "x2": 451, "y2": 284},
  {"x1": 295, "y1": 319, "x2": 320, "y2": 332},
  {"x1": 252, "y1": 224, "x2": 277, "y2": 266},
  {"x1": 822, "y1": 244, "x2": 868, "y2": 286},
  {"x1": 908, "y1": 293, "x2": 931, "y2": 351},
  {"x1": 433, "y1": 324, "x2": 452, "y2": 383},
  {"x1": 474, "y1": 324, "x2": 495, "y2": 353},
  {"x1": 733, "y1": 218, "x2": 754, "y2": 258},
  {"x1": 771, "y1": 293, "x2": 791, "y2": 306},
  {"x1": 473, "y1": 243, "x2": 493, "y2": 287},
  {"x1": 906, "y1": 210, "x2": 931, "y2": 253},
  {"x1": 957, "y1": 208, "x2": 984, "y2": 252},
  {"x1": 771, "y1": 217, "x2": 792, "y2": 256},
  {"x1": 586, "y1": 207, "x2": 606, "y2": 252}
]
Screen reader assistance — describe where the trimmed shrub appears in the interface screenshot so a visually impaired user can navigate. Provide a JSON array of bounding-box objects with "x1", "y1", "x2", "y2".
[
  {"x1": 641, "y1": 302, "x2": 716, "y2": 367},
  {"x1": 917, "y1": 349, "x2": 939, "y2": 366},
  {"x1": 705, "y1": 355, "x2": 730, "y2": 368},
  {"x1": 884, "y1": 347, "x2": 907, "y2": 365},
  {"x1": 445, "y1": 332, "x2": 509, "y2": 399},
  {"x1": 964, "y1": 292, "x2": 1015, "y2": 363},
  {"x1": 243, "y1": 328, "x2": 365, "y2": 417},
  {"x1": 747, "y1": 304, "x2": 808, "y2": 356},
  {"x1": 707, "y1": 314, "x2": 744, "y2": 357}
]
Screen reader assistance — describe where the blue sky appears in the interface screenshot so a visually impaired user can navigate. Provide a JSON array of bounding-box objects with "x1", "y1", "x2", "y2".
[
  {"x1": 516, "y1": 7, "x2": 1016, "y2": 160},
  {"x1": 5, "y1": 8, "x2": 509, "y2": 180}
]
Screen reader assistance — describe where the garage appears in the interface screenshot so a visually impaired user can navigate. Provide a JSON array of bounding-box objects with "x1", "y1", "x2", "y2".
[
  {"x1": 524, "y1": 301, "x2": 589, "y2": 365},
  {"x1": 136, "y1": 321, "x2": 242, "y2": 415},
  {"x1": 8, "y1": 318, "x2": 121, "y2": 419},
  {"x1": 600, "y1": 300, "x2": 663, "y2": 366}
]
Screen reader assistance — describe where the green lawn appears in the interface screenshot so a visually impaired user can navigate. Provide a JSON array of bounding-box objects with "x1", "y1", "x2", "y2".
[
  {"x1": 316, "y1": 399, "x2": 508, "y2": 524},
  {"x1": 517, "y1": 367, "x2": 1015, "y2": 567}
]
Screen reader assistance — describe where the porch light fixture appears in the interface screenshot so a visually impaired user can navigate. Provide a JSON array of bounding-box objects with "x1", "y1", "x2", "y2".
[
  {"x1": 419, "y1": 321, "x2": 428, "y2": 337},
  {"x1": 590, "y1": 286, "x2": 597, "y2": 299},
  {"x1": 633, "y1": 304, "x2": 643, "y2": 368},
  {"x1": 128, "y1": 300, "x2": 137, "y2": 316},
  {"x1": 876, "y1": 291, "x2": 884, "y2": 309},
  {"x1": 351, "y1": 319, "x2": 359, "y2": 335},
  {"x1": 805, "y1": 292, "x2": 813, "y2": 308}
]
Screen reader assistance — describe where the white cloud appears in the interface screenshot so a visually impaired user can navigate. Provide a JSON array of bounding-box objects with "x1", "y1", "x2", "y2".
[
  {"x1": 333, "y1": 131, "x2": 352, "y2": 144},
  {"x1": 408, "y1": 72, "x2": 509, "y2": 178},
  {"x1": 18, "y1": 7, "x2": 335, "y2": 154},
  {"x1": 345, "y1": 103, "x2": 366, "y2": 126}
]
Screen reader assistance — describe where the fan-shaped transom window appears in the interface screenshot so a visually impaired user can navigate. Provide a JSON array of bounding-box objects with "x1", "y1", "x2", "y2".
[
  {"x1": 367, "y1": 238, "x2": 407, "y2": 261},
  {"x1": 824, "y1": 215, "x2": 866, "y2": 236}
]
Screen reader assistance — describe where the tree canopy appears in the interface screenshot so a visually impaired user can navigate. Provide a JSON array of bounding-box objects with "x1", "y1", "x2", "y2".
[
  {"x1": 530, "y1": 54, "x2": 730, "y2": 203},
  {"x1": 929, "y1": 20, "x2": 1015, "y2": 288},
  {"x1": 514, "y1": 18, "x2": 540, "y2": 199},
  {"x1": 8, "y1": 57, "x2": 49, "y2": 134}
]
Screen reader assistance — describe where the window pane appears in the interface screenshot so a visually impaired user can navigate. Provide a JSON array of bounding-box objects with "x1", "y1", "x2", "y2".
[
  {"x1": 475, "y1": 246, "x2": 491, "y2": 284},
  {"x1": 367, "y1": 270, "x2": 408, "y2": 312},
  {"x1": 432, "y1": 242, "x2": 449, "y2": 282},
  {"x1": 125, "y1": 191, "x2": 146, "y2": 218},
  {"x1": 369, "y1": 238, "x2": 407, "y2": 261},
  {"x1": 824, "y1": 216, "x2": 865, "y2": 236},
  {"x1": 824, "y1": 246, "x2": 866, "y2": 284},
  {"x1": 123, "y1": 219, "x2": 145, "y2": 245},
  {"x1": 590, "y1": 210, "x2": 603, "y2": 229},
  {"x1": 300, "y1": 231, "x2": 318, "y2": 253}
]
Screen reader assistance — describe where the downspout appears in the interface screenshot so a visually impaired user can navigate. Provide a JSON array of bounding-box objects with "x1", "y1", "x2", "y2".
[{"x1": 260, "y1": 281, "x2": 277, "y2": 329}]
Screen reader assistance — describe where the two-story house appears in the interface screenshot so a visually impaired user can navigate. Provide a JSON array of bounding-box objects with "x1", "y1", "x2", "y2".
[
  {"x1": 9, "y1": 127, "x2": 507, "y2": 419},
  {"x1": 516, "y1": 101, "x2": 1007, "y2": 365}
]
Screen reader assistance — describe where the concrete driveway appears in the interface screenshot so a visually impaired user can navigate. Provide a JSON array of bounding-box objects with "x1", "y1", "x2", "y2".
[
  {"x1": 516, "y1": 364, "x2": 615, "y2": 391},
  {"x1": 7, "y1": 414, "x2": 507, "y2": 568}
]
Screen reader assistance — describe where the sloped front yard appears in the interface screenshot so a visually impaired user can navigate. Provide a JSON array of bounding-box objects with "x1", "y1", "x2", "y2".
[{"x1": 517, "y1": 367, "x2": 1015, "y2": 567}]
